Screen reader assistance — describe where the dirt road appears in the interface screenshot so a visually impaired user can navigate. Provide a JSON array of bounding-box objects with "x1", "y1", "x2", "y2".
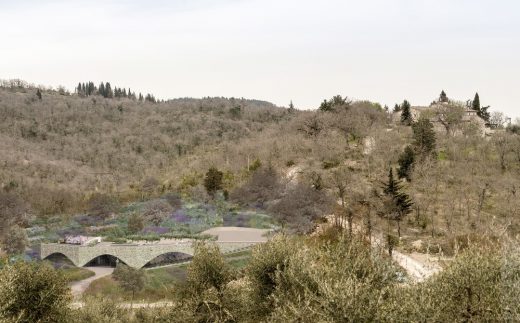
[{"x1": 69, "y1": 266, "x2": 114, "y2": 298}]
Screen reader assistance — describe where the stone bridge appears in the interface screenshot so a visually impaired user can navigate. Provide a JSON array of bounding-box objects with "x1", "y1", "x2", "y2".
[{"x1": 40, "y1": 240, "x2": 259, "y2": 269}]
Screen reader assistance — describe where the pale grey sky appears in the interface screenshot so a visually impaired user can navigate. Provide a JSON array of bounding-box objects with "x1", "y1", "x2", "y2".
[{"x1": 1, "y1": 0, "x2": 519, "y2": 117}]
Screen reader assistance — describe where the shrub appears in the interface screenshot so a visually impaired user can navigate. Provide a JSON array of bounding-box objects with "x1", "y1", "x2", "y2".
[
  {"x1": 0, "y1": 262, "x2": 71, "y2": 322},
  {"x1": 86, "y1": 193, "x2": 119, "y2": 218},
  {"x1": 230, "y1": 166, "x2": 282, "y2": 207}
]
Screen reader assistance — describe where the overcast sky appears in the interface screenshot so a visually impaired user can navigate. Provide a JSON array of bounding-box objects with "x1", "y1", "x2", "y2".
[{"x1": 1, "y1": 0, "x2": 519, "y2": 117}]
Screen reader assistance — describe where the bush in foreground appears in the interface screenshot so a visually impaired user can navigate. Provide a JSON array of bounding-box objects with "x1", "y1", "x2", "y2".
[{"x1": 0, "y1": 261, "x2": 71, "y2": 322}]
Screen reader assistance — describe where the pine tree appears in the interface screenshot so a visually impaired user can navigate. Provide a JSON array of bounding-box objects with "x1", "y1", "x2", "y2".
[
  {"x1": 400, "y1": 100, "x2": 412, "y2": 125},
  {"x1": 36, "y1": 89, "x2": 42, "y2": 100},
  {"x1": 76, "y1": 82, "x2": 82, "y2": 94},
  {"x1": 288, "y1": 100, "x2": 295, "y2": 111},
  {"x1": 382, "y1": 168, "x2": 413, "y2": 237},
  {"x1": 397, "y1": 145, "x2": 415, "y2": 181},
  {"x1": 383, "y1": 168, "x2": 398, "y2": 196},
  {"x1": 440, "y1": 90, "x2": 448, "y2": 103},
  {"x1": 393, "y1": 104, "x2": 401, "y2": 112},
  {"x1": 319, "y1": 99, "x2": 332, "y2": 112}
]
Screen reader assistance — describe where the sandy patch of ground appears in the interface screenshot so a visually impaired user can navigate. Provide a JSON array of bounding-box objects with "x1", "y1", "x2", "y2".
[
  {"x1": 201, "y1": 227, "x2": 270, "y2": 242},
  {"x1": 69, "y1": 267, "x2": 114, "y2": 298}
]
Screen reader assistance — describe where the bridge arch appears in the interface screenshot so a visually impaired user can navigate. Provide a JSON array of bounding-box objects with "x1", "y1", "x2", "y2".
[
  {"x1": 42, "y1": 252, "x2": 76, "y2": 266},
  {"x1": 143, "y1": 252, "x2": 193, "y2": 268},
  {"x1": 83, "y1": 254, "x2": 127, "y2": 267}
]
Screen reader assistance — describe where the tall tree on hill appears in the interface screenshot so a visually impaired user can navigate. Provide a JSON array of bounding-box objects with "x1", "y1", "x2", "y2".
[
  {"x1": 204, "y1": 167, "x2": 223, "y2": 198},
  {"x1": 36, "y1": 89, "x2": 42, "y2": 100},
  {"x1": 439, "y1": 90, "x2": 448, "y2": 103},
  {"x1": 412, "y1": 117, "x2": 436, "y2": 157},
  {"x1": 105, "y1": 82, "x2": 113, "y2": 98},
  {"x1": 288, "y1": 100, "x2": 295, "y2": 112},
  {"x1": 99, "y1": 82, "x2": 105, "y2": 97},
  {"x1": 400, "y1": 100, "x2": 412, "y2": 125},
  {"x1": 472, "y1": 92, "x2": 490, "y2": 122},
  {"x1": 382, "y1": 168, "x2": 413, "y2": 237},
  {"x1": 472, "y1": 92, "x2": 480, "y2": 112},
  {"x1": 393, "y1": 104, "x2": 401, "y2": 112}
]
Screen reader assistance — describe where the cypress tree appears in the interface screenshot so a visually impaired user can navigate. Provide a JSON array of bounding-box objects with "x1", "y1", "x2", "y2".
[
  {"x1": 440, "y1": 90, "x2": 448, "y2": 103},
  {"x1": 99, "y1": 82, "x2": 105, "y2": 97},
  {"x1": 472, "y1": 92, "x2": 480, "y2": 112},
  {"x1": 36, "y1": 89, "x2": 42, "y2": 100},
  {"x1": 400, "y1": 100, "x2": 412, "y2": 125},
  {"x1": 105, "y1": 82, "x2": 113, "y2": 98}
]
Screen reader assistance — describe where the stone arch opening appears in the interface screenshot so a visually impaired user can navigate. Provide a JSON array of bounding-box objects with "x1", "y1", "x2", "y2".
[
  {"x1": 143, "y1": 252, "x2": 193, "y2": 268},
  {"x1": 42, "y1": 252, "x2": 75, "y2": 267},
  {"x1": 84, "y1": 254, "x2": 127, "y2": 267}
]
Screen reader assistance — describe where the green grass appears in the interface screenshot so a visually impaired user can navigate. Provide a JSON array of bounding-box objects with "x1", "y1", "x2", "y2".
[{"x1": 59, "y1": 267, "x2": 95, "y2": 283}]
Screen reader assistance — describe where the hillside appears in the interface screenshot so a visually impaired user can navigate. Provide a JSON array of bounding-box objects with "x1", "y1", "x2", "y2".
[
  {"x1": 1, "y1": 83, "x2": 520, "y2": 250},
  {"x1": 1, "y1": 81, "x2": 520, "y2": 322}
]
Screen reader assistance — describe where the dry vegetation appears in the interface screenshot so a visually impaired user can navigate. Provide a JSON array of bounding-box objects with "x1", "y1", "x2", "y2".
[
  {"x1": 1, "y1": 81, "x2": 520, "y2": 251},
  {"x1": 2, "y1": 80, "x2": 520, "y2": 321}
]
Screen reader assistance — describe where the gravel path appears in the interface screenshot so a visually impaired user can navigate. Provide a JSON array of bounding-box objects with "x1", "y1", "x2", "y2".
[
  {"x1": 69, "y1": 267, "x2": 114, "y2": 298},
  {"x1": 201, "y1": 226, "x2": 270, "y2": 242}
]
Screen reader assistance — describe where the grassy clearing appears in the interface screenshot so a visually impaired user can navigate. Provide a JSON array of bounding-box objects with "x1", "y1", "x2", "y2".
[{"x1": 59, "y1": 267, "x2": 95, "y2": 283}]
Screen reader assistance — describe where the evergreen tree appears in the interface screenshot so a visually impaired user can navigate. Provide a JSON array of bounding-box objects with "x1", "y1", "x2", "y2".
[
  {"x1": 400, "y1": 100, "x2": 412, "y2": 125},
  {"x1": 393, "y1": 103, "x2": 401, "y2": 112},
  {"x1": 99, "y1": 82, "x2": 105, "y2": 97},
  {"x1": 138, "y1": 93, "x2": 144, "y2": 102},
  {"x1": 472, "y1": 92, "x2": 480, "y2": 112},
  {"x1": 383, "y1": 168, "x2": 398, "y2": 196},
  {"x1": 204, "y1": 167, "x2": 223, "y2": 197},
  {"x1": 473, "y1": 93, "x2": 490, "y2": 122},
  {"x1": 76, "y1": 82, "x2": 82, "y2": 94},
  {"x1": 397, "y1": 145, "x2": 415, "y2": 181},
  {"x1": 382, "y1": 168, "x2": 413, "y2": 237},
  {"x1": 89, "y1": 82, "x2": 95, "y2": 96},
  {"x1": 319, "y1": 99, "x2": 332, "y2": 112},
  {"x1": 36, "y1": 89, "x2": 42, "y2": 100},
  {"x1": 288, "y1": 100, "x2": 295, "y2": 111},
  {"x1": 105, "y1": 82, "x2": 113, "y2": 98},
  {"x1": 440, "y1": 90, "x2": 448, "y2": 103},
  {"x1": 412, "y1": 117, "x2": 436, "y2": 157}
]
